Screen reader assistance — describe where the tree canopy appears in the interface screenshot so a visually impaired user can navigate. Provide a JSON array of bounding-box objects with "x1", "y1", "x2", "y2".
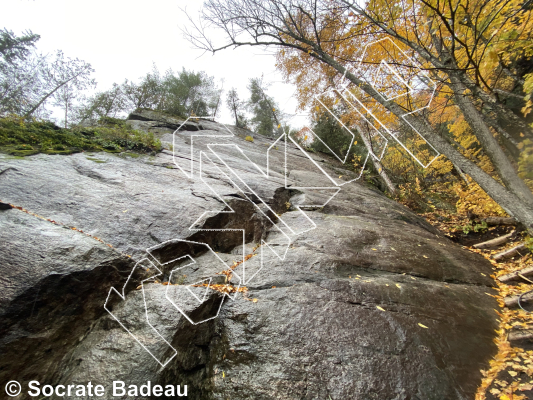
[
  {"x1": 247, "y1": 77, "x2": 285, "y2": 137},
  {"x1": 74, "y1": 67, "x2": 223, "y2": 125},
  {"x1": 184, "y1": 0, "x2": 533, "y2": 233},
  {"x1": 0, "y1": 30, "x2": 94, "y2": 121}
]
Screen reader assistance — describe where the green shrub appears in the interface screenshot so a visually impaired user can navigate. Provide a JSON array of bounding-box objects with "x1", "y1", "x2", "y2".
[{"x1": 454, "y1": 220, "x2": 488, "y2": 235}]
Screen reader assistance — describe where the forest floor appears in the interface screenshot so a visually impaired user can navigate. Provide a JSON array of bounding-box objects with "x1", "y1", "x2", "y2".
[{"x1": 421, "y1": 211, "x2": 533, "y2": 400}]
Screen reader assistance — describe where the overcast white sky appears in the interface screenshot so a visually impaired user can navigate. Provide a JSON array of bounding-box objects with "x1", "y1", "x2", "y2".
[{"x1": 3, "y1": 0, "x2": 309, "y2": 127}]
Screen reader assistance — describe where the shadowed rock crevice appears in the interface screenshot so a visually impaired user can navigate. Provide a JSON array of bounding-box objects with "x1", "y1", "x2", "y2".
[
  {"x1": 127, "y1": 110, "x2": 204, "y2": 131},
  {"x1": 148, "y1": 188, "x2": 300, "y2": 276},
  {"x1": 0, "y1": 210, "x2": 136, "y2": 387}
]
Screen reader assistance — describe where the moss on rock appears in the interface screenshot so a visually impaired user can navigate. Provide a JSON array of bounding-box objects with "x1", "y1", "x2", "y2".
[{"x1": 0, "y1": 115, "x2": 162, "y2": 157}]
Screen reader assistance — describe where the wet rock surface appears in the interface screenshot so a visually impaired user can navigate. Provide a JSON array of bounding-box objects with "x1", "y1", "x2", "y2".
[{"x1": 0, "y1": 113, "x2": 498, "y2": 399}]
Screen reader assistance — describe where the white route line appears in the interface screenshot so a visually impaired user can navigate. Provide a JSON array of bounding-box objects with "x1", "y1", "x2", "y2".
[
  {"x1": 104, "y1": 258, "x2": 178, "y2": 367},
  {"x1": 338, "y1": 37, "x2": 439, "y2": 168},
  {"x1": 104, "y1": 37, "x2": 440, "y2": 367}
]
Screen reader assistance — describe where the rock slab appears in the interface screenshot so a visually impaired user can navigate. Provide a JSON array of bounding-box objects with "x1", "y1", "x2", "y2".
[{"x1": 0, "y1": 113, "x2": 498, "y2": 399}]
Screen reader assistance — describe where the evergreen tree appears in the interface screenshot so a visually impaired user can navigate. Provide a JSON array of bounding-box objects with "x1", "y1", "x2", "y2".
[
  {"x1": 247, "y1": 77, "x2": 282, "y2": 137},
  {"x1": 226, "y1": 87, "x2": 247, "y2": 127},
  {"x1": 311, "y1": 110, "x2": 358, "y2": 160},
  {"x1": 0, "y1": 28, "x2": 40, "y2": 64},
  {"x1": 0, "y1": 29, "x2": 42, "y2": 115}
]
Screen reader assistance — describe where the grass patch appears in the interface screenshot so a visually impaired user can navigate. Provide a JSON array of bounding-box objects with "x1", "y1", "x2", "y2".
[
  {"x1": 0, "y1": 115, "x2": 162, "y2": 157},
  {"x1": 119, "y1": 152, "x2": 142, "y2": 159},
  {"x1": 86, "y1": 157, "x2": 107, "y2": 163}
]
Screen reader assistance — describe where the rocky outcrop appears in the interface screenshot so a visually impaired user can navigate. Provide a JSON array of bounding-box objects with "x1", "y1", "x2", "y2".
[
  {"x1": 0, "y1": 112, "x2": 498, "y2": 399},
  {"x1": 126, "y1": 109, "x2": 205, "y2": 134}
]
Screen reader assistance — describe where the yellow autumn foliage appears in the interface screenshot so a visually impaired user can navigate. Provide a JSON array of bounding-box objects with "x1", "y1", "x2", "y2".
[
  {"x1": 454, "y1": 181, "x2": 506, "y2": 217},
  {"x1": 275, "y1": 0, "x2": 530, "y2": 220}
]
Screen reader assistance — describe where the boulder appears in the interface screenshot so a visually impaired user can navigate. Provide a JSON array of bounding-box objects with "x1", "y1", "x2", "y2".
[{"x1": 0, "y1": 113, "x2": 497, "y2": 399}]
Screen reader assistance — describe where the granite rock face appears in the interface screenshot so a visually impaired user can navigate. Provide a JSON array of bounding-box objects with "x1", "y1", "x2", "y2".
[{"x1": 0, "y1": 111, "x2": 498, "y2": 399}]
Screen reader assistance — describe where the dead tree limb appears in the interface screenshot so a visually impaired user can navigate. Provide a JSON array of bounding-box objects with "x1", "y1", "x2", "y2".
[
  {"x1": 504, "y1": 291, "x2": 533, "y2": 308},
  {"x1": 483, "y1": 217, "x2": 518, "y2": 226},
  {"x1": 473, "y1": 230, "x2": 515, "y2": 249},
  {"x1": 498, "y1": 265, "x2": 533, "y2": 283},
  {"x1": 493, "y1": 243, "x2": 528, "y2": 262},
  {"x1": 509, "y1": 329, "x2": 533, "y2": 346}
]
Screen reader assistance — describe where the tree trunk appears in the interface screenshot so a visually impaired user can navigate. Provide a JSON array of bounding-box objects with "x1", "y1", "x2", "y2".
[
  {"x1": 498, "y1": 264, "x2": 533, "y2": 282},
  {"x1": 403, "y1": 109, "x2": 533, "y2": 233},
  {"x1": 318, "y1": 53, "x2": 533, "y2": 233},
  {"x1": 24, "y1": 84, "x2": 63, "y2": 119},
  {"x1": 473, "y1": 230, "x2": 515, "y2": 249},
  {"x1": 24, "y1": 72, "x2": 81, "y2": 119},
  {"x1": 494, "y1": 243, "x2": 529, "y2": 262},
  {"x1": 356, "y1": 121, "x2": 396, "y2": 195},
  {"x1": 449, "y1": 74, "x2": 533, "y2": 205},
  {"x1": 343, "y1": 2, "x2": 533, "y2": 143},
  {"x1": 232, "y1": 100, "x2": 239, "y2": 127},
  {"x1": 374, "y1": 158, "x2": 396, "y2": 195},
  {"x1": 463, "y1": 79, "x2": 533, "y2": 140},
  {"x1": 453, "y1": 165, "x2": 470, "y2": 185},
  {"x1": 483, "y1": 217, "x2": 517, "y2": 226}
]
